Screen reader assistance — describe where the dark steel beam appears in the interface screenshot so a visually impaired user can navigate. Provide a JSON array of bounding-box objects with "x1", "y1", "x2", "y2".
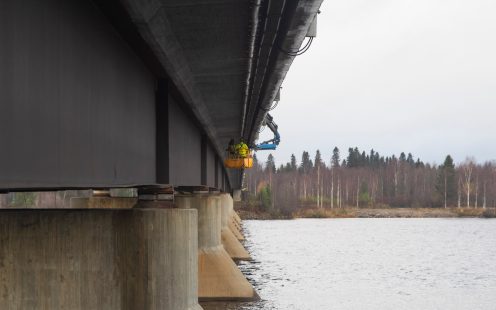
[
  {"x1": 156, "y1": 79, "x2": 170, "y2": 184},
  {"x1": 200, "y1": 135, "x2": 207, "y2": 186}
]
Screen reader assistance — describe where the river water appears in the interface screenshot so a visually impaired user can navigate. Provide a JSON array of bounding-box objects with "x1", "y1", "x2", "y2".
[{"x1": 203, "y1": 218, "x2": 496, "y2": 310}]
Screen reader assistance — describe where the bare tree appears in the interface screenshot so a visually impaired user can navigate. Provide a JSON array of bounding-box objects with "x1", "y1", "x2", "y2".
[{"x1": 461, "y1": 158, "x2": 475, "y2": 207}]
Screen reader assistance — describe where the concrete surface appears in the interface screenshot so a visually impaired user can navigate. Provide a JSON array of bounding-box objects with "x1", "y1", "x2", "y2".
[
  {"x1": 220, "y1": 194, "x2": 251, "y2": 261},
  {"x1": 0, "y1": 207, "x2": 202, "y2": 310},
  {"x1": 176, "y1": 195, "x2": 257, "y2": 301},
  {"x1": 233, "y1": 210, "x2": 242, "y2": 225},
  {"x1": 229, "y1": 219, "x2": 245, "y2": 241}
]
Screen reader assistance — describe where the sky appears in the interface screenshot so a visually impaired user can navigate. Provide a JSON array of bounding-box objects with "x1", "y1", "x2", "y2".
[{"x1": 256, "y1": 0, "x2": 496, "y2": 167}]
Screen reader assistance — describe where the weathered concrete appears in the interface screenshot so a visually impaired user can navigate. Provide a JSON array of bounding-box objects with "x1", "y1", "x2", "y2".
[
  {"x1": 220, "y1": 194, "x2": 251, "y2": 261},
  {"x1": 176, "y1": 195, "x2": 257, "y2": 301},
  {"x1": 229, "y1": 220, "x2": 245, "y2": 241},
  {"x1": 232, "y1": 190, "x2": 242, "y2": 202},
  {"x1": 233, "y1": 210, "x2": 242, "y2": 226},
  {"x1": 227, "y1": 201, "x2": 245, "y2": 241},
  {"x1": 0, "y1": 207, "x2": 202, "y2": 310},
  {"x1": 71, "y1": 197, "x2": 138, "y2": 209}
]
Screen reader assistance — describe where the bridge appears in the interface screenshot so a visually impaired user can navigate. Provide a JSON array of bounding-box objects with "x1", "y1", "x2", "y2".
[{"x1": 0, "y1": 0, "x2": 322, "y2": 309}]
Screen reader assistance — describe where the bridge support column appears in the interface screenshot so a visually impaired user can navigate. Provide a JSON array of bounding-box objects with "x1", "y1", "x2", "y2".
[
  {"x1": 175, "y1": 194, "x2": 257, "y2": 301},
  {"x1": 232, "y1": 189, "x2": 242, "y2": 202},
  {"x1": 0, "y1": 206, "x2": 202, "y2": 310},
  {"x1": 226, "y1": 195, "x2": 245, "y2": 241},
  {"x1": 220, "y1": 194, "x2": 250, "y2": 260}
]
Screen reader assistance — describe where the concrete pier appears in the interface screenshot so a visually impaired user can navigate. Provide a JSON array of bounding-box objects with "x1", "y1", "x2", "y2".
[
  {"x1": 176, "y1": 194, "x2": 257, "y2": 301},
  {"x1": 228, "y1": 203, "x2": 245, "y2": 241},
  {"x1": 233, "y1": 210, "x2": 242, "y2": 226},
  {"x1": 0, "y1": 207, "x2": 202, "y2": 310},
  {"x1": 229, "y1": 218, "x2": 245, "y2": 241},
  {"x1": 220, "y1": 194, "x2": 251, "y2": 261}
]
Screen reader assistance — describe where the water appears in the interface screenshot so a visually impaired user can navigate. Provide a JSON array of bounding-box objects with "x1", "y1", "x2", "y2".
[{"x1": 204, "y1": 218, "x2": 496, "y2": 310}]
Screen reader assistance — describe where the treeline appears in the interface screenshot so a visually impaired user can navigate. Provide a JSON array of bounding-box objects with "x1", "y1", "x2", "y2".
[{"x1": 244, "y1": 147, "x2": 496, "y2": 214}]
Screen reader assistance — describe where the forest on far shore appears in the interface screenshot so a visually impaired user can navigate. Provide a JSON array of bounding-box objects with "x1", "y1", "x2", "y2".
[{"x1": 244, "y1": 147, "x2": 496, "y2": 215}]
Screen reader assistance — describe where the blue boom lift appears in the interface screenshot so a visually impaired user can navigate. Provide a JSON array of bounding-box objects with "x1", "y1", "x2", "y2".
[{"x1": 254, "y1": 113, "x2": 280, "y2": 151}]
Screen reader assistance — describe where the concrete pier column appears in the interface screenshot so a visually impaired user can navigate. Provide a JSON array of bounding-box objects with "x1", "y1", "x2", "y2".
[
  {"x1": 220, "y1": 194, "x2": 251, "y2": 261},
  {"x1": 0, "y1": 207, "x2": 203, "y2": 310},
  {"x1": 225, "y1": 195, "x2": 245, "y2": 241},
  {"x1": 176, "y1": 194, "x2": 257, "y2": 301},
  {"x1": 233, "y1": 209, "x2": 242, "y2": 226}
]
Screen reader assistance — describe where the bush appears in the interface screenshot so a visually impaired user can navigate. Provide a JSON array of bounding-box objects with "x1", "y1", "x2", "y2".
[
  {"x1": 454, "y1": 208, "x2": 484, "y2": 217},
  {"x1": 259, "y1": 186, "x2": 272, "y2": 211},
  {"x1": 482, "y1": 209, "x2": 496, "y2": 218}
]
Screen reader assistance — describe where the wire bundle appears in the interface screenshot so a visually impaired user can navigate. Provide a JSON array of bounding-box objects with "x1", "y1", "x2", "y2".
[{"x1": 278, "y1": 36, "x2": 314, "y2": 56}]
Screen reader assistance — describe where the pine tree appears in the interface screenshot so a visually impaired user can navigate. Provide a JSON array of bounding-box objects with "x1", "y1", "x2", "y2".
[
  {"x1": 300, "y1": 151, "x2": 313, "y2": 199},
  {"x1": 347, "y1": 147, "x2": 360, "y2": 168},
  {"x1": 314, "y1": 150, "x2": 322, "y2": 167},
  {"x1": 315, "y1": 150, "x2": 323, "y2": 208},
  {"x1": 331, "y1": 147, "x2": 340, "y2": 167},
  {"x1": 347, "y1": 148, "x2": 354, "y2": 167},
  {"x1": 407, "y1": 153, "x2": 415, "y2": 166},
  {"x1": 253, "y1": 154, "x2": 259, "y2": 168},
  {"x1": 300, "y1": 151, "x2": 313, "y2": 173},
  {"x1": 290, "y1": 154, "x2": 297, "y2": 171},
  {"x1": 436, "y1": 155, "x2": 456, "y2": 208},
  {"x1": 266, "y1": 154, "x2": 276, "y2": 174}
]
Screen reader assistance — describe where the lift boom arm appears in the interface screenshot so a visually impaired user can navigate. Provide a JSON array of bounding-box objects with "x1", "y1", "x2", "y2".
[{"x1": 254, "y1": 113, "x2": 280, "y2": 151}]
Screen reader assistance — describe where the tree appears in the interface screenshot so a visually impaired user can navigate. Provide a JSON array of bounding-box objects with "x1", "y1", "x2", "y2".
[
  {"x1": 407, "y1": 153, "x2": 415, "y2": 166},
  {"x1": 347, "y1": 147, "x2": 358, "y2": 168},
  {"x1": 300, "y1": 151, "x2": 313, "y2": 199},
  {"x1": 300, "y1": 151, "x2": 313, "y2": 173},
  {"x1": 461, "y1": 158, "x2": 475, "y2": 207},
  {"x1": 266, "y1": 154, "x2": 276, "y2": 174},
  {"x1": 314, "y1": 150, "x2": 322, "y2": 168},
  {"x1": 436, "y1": 155, "x2": 456, "y2": 208},
  {"x1": 315, "y1": 150, "x2": 323, "y2": 208},
  {"x1": 259, "y1": 186, "x2": 272, "y2": 211},
  {"x1": 290, "y1": 154, "x2": 297, "y2": 171},
  {"x1": 266, "y1": 154, "x2": 276, "y2": 190},
  {"x1": 331, "y1": 147, "x2": 340, "y2": 168},
  {"x1": 244, "y1": 146, "x2": 496, "y2": 212}
]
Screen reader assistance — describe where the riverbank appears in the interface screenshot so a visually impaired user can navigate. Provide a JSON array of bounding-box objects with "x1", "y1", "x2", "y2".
[{"x1": 235, "y1": 205, "x2": 496, "y2": 220}]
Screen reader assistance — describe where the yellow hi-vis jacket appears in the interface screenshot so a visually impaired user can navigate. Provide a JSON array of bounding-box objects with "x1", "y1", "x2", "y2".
[{"x1": 236, "y1": 142, "x2": 249, "y2": 158}]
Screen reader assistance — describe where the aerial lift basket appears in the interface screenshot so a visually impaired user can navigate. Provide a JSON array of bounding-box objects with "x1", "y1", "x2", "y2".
[{"x1": 224, "y1": 152, "x2": 253, "y2": 169}]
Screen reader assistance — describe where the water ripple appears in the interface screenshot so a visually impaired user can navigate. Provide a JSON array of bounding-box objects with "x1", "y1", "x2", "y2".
[{"x1": 206, "y1": 218, "x2": 496, "y2": 310}]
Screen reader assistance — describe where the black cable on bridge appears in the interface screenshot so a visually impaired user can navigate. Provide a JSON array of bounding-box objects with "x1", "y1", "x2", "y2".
[{"x1": 277, "y1": 36, "x2": 314, "y2": 56}]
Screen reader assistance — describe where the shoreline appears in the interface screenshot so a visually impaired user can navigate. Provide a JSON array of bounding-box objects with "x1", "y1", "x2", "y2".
[{"x1": 236, "y1": 206, "x2": 496, "y2": 220}]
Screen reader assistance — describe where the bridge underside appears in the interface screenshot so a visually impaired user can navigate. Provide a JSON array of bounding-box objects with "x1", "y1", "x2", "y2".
[
  {"x1": 0, "y1": 1, "x2": 323, "y2": 308},
  {"x1": 0, "y1": 0, "x2": 321, "y2": 191}
]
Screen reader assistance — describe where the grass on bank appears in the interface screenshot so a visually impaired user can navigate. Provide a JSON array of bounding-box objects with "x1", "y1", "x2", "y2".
[{"x1": 236, "y1": 192, "x2": 496, "y2": 219}]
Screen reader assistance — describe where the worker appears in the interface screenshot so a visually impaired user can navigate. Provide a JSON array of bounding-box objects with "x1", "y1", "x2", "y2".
[
  {"x1": 227, "y1": 139, "x2": 236, "y2": 157},
  {"x1": 236, "y1": 139, "x2": 249, "y2": 158}
]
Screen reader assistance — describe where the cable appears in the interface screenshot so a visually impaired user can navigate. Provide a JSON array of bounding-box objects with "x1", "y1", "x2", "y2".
[
  {"x1": 268, "y1": 100, "x2": 279, "y2": 111},
  {"x1": 277, "y1": 37, "x2": 314, "y2": 56}
]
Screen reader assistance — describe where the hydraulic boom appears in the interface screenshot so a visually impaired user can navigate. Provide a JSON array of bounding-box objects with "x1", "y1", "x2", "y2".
[{"x1": 254, "y1": 113, "x2": 280, "y2": 151}]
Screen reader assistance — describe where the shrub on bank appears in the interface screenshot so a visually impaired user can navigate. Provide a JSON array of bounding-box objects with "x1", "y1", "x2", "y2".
[
  {"x1": 481, "y1": 209, "x2": 496, "y2": 218},
  {"x1": 453, "y1": 208, "x2": 485, "y2": 217}
]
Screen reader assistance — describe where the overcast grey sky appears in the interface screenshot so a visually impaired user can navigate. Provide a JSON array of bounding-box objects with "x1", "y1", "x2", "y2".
[{"x1": 257, "y1": 0, "x2": 496, "y2": 167}]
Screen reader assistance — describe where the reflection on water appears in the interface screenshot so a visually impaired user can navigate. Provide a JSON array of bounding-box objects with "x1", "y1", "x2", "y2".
[{"x1": 202, "y1": 218, "x2": 496, "y2": 310}]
